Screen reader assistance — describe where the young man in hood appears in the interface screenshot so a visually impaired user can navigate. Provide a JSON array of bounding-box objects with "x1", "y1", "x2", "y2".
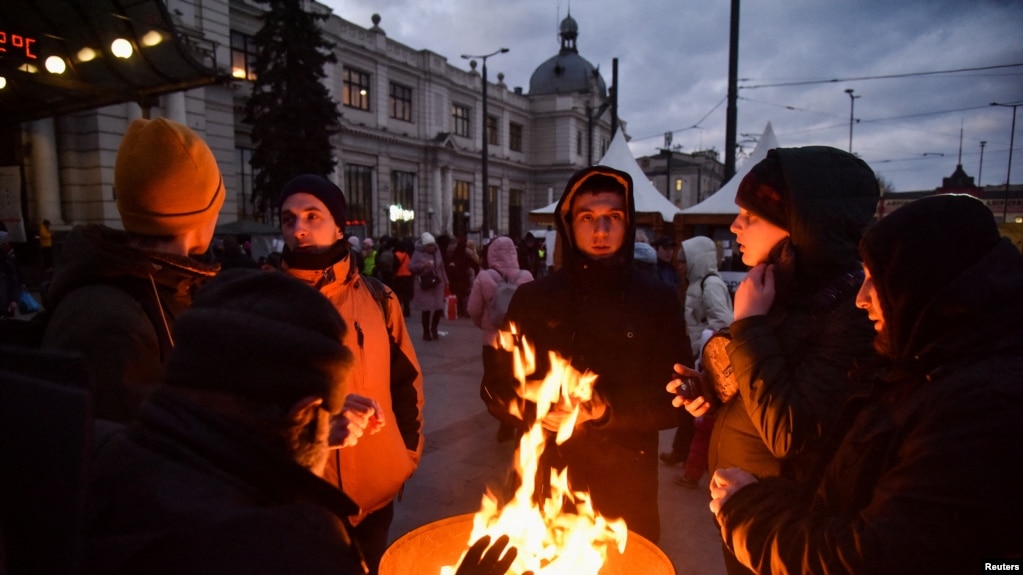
[
  {"x1": 277, "y1": 174, "x2": 424, "y2": 574},
  {"x1": 707, "y1": 193, "x2": 1023, "y2": 573},
  {"x1": 481, "y1": 165, "x2": 693, "y2": 543}
]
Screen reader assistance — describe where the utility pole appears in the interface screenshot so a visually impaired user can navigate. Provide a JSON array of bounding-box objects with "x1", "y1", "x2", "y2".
[
  {"x1": 461, "y1": 48, "x2": 509, "y2": 238},
  {"x1": 724, "y1": 0, "x2": 740, "y2": 181},
  {"x1": 845, "y1": 88, "x2": 861, "y2": 154}
]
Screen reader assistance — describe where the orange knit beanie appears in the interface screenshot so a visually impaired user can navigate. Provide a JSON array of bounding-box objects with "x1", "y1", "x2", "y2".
[{"x1": 115, "y1": 118, "x2": 225, "y2": 236}]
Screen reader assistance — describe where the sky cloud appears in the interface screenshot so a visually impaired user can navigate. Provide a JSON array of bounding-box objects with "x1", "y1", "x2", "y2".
[{"x1": 320, "y1": 0, "x2": 1022, "y2": 193}]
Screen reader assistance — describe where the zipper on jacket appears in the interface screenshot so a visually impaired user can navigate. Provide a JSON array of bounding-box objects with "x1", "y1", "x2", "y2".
[{"x1": 355, "y1": 321, "x2": 364, "y2": 348}]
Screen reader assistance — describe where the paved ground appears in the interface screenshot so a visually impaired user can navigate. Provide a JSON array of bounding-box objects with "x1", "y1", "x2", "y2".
[{"x1": 388, "y1": 313, "x2": 726, "y2": 575}]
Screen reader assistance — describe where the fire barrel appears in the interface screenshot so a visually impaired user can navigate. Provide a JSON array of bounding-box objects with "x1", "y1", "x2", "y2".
[{"x1": 380, "y1": 513, "x2": 676, "y2": 575}]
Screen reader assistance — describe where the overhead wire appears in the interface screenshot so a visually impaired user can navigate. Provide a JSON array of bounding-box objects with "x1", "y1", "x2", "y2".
[{"x1": 738, "y1": 62, "x2": 1023, "y2": 90}]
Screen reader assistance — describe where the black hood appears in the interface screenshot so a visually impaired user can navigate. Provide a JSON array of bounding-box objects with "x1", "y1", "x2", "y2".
[
  {"x1": 768, "y1": 147, "x2": 880, "y2": 287},
  {"x1": 554, "y1": 165, "x2": 636, "y2": 273},
  {"x1": 859, "y1": 193, "x2": 1023, "y2": 362}
]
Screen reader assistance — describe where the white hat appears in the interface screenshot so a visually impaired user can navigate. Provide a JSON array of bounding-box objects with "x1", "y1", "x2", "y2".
[
  {"x1": 421, "y1": 232, "x2": 436, "y2": 246},
  {"x1": 347, "y1": 236, "x2": 361, "y2": 249}
]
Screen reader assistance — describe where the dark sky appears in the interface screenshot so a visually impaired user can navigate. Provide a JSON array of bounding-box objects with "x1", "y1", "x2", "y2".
[{"x1": 322, "y1": 0, "x2": 1023, "y2": 193}]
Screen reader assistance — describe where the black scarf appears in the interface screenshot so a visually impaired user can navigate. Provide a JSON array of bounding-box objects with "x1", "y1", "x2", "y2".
[{"x1": 281, "y1": 240, "x2": 349, "y2": 271}]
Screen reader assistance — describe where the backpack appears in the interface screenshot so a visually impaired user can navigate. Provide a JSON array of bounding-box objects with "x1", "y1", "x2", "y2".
[{"x1": 487, "y1": 269, "x2": 521, "y2": 327}]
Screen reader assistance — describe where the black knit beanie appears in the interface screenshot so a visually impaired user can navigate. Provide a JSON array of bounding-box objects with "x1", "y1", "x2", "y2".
[
  {"x1": 736, "y1": 150, "x2": 788, "y2": 230},
  {"x1": 278, "y1": 174, "x2": 347, "y2": 231},
  {"x1": 165, "y1": 269, "x2": 353, "y2": 412},
  {"x1": 859, "y1": 194, "x2": 1001, "y2": 354}
]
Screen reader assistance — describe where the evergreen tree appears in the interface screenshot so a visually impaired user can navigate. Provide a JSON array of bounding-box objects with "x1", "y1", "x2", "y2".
[{"x1": 245, "y1": 0, "x2": 340, "y2": 220}]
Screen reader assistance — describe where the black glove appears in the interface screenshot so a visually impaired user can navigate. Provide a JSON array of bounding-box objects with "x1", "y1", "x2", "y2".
[{"x1": 455, "y1": 534, "x2": 532, "y2": 575}]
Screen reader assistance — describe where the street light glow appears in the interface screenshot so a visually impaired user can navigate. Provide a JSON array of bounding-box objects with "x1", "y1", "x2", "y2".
[
  {"x1": 111, "y1": 38, "x2": 133, "y2": 59},
  {"x1": 45, "y1": 56, "x2": 66, "y2": 74}
]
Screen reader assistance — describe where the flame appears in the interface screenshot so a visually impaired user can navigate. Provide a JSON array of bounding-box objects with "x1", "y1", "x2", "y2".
[{"x1": 442, "y1": 323, "x2": 627, "y2": 575}]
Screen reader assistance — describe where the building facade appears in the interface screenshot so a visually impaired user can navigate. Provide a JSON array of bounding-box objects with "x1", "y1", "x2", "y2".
[
  {"x1": 637, "y1": 148, "x2": 725, "y2": 209},
  {"x1": 5, "y1": 0, "x2": 614, "y2": 246}
]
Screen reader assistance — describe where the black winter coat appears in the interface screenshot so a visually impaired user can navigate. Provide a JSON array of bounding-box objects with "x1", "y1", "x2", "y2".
[
  {"x1": 42, "y1": 225, "x2": 218, "y2": 422},
  {"x1": 85, "y1": 388, "x2": 366, "y2": 575},
  {"x1": 709, "y1": 147, "x2": 879, "y2": 483},
  {"x1": 718, "y1": 238, "x2": 1023, "y2": 574}
]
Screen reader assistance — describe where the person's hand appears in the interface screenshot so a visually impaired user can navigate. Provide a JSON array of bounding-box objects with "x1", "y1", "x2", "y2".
[
  {"x1": 540, "y1": 394, "x2": 605, "y2": 433},
  {"x1": 328, "y1": 394, "x2": 385, "y2": 448},
  {"x1": 733, "y1": 263, "x2": 775, "y2": 320},
  {"x1": 709, "y1": 467, "x2": 758, "y2": 515},
  {"x1": 455, "y1": 534, "x2": 531, "y2": 575},
  {"x1": 666, "y1": 364, "x2": 712, "y2": 417}
]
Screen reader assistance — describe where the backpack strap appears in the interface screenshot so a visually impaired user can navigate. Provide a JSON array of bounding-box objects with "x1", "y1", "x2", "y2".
[
  {"x1": 360, "y1": 274, "x2": 392, "y2": 326},
  {"x1": 700, "y1": 272, "x2": 721, "y2": 292}
]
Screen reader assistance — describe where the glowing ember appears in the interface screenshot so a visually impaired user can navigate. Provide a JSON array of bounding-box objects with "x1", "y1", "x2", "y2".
[{"x1": 441, "y1": 324, "x2": 628, "y2": 575}]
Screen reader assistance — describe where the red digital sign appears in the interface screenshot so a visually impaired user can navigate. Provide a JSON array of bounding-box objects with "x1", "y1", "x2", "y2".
[{"x1": 1, "y1": 30, "x2": 39, "y2": 60}]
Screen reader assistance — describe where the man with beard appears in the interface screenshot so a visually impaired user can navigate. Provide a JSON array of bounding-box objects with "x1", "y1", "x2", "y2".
[
  {"x1": 276, "y1": 174, "x2": 424, "y2": 574},
  {"x1": 707, "y1": 194, "x2": 1023, "y2": 573}
]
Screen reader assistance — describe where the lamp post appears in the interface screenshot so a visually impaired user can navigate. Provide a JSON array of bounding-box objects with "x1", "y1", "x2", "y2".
[
  {"x1": 845, "y1": 88, "x2": 861, "y2": 154},
  {"x1": 991, "y1": 102, "x2": 1019, "y2": 223},
  {"x1": 979, "y1": 141, "x2": 987, "y2": 186},
  {"x1": 461, "y1": 48, "x2": 509, "y2": 239}
]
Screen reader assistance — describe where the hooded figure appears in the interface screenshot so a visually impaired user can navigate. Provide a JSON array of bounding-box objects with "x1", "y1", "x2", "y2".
[
  {"x1": 715, "y1": 194, "x2": 1023, "y2": 574},
  {"x1": 706, "y1": 146, "x2": 881, "y2": 483},
  {"x1": 680, "y1": 236, "x2": 733, "y2": 357},
  {"x1": 482, "y1": 165, "x2": 693, "y2": 543}
]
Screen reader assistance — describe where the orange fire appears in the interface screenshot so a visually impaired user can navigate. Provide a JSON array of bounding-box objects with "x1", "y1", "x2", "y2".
[{"x1": 442, "y1": 324, "x2": 628, "y2": 575}]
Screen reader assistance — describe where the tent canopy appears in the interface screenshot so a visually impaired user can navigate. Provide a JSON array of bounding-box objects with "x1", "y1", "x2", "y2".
[
  {"x1": 530, "y1": 130, "x2": 682, "y2": 222},
  {"x1": 681, "y1": 122, "x2": 778, "y2": 216}
]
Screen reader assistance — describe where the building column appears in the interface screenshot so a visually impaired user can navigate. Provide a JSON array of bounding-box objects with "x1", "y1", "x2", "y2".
[
  {"x1": 165, "y1": 91, "x2": 187, "y2": 124},
  {"x1": 125, "y1": 101, "x2": 143, "y2": 122},
  {"x1": 427, "y1": 168, "x2": 441, "y2": 235},
  {"x1": 442, "y1": 168, "x2": 453, "y2": 234},
  {"x1": 29, "y1": 118, "x2": 64, "y2": 226}
]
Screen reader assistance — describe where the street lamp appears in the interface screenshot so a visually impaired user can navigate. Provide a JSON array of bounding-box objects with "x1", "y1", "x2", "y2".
[
  {"x1": 462, "y1": 47, "x2": 509, "y2": 238},
  {"x1": 845, "y1": 88, "x2": 861, "y2": 154},
  {"x1": 979, "y1": 141, "x2": 987, "y2": 186},
  {"x1": 991, "y1": 102, "x2": 1019, "y2": 223}
]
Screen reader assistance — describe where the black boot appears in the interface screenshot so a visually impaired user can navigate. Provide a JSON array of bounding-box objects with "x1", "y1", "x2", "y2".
[
  {"x1": 421, "y1": 311, "x2": 433, "y2": 341},
  {"x1": 431, "y1": 309, "x2": 443, "y2": 340}
]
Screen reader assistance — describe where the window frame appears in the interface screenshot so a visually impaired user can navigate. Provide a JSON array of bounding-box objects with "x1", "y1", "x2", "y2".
[
  {"x1": 343, "y1": 67, "x2": 372, "y2": 111},
  {"x1": 509, "y1": 121, "x2": 523, "y2": 152},
  {"x1": 487, "y1": 114, "x2": 499, "y2": 146},
  {"x1": 452, "y1": 103, "x2": 471, "y2": 137},
  {"x1": 230, "y1": 31, "x2": 257, "y2": 82},
  {"x1": 389, "y1": 82, "x2": 413, "y2": 122},
  {"x1": 344, "y1": 163, "x2": 374, "y2": 235}
]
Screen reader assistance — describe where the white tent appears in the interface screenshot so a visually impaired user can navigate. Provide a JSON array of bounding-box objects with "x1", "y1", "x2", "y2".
[
  {"x1": 681, "y1": 122, "x2": 779, "y2": 217},
  {"x1": 530, "y1": 130, "x2": 682, "y2": 222}
]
